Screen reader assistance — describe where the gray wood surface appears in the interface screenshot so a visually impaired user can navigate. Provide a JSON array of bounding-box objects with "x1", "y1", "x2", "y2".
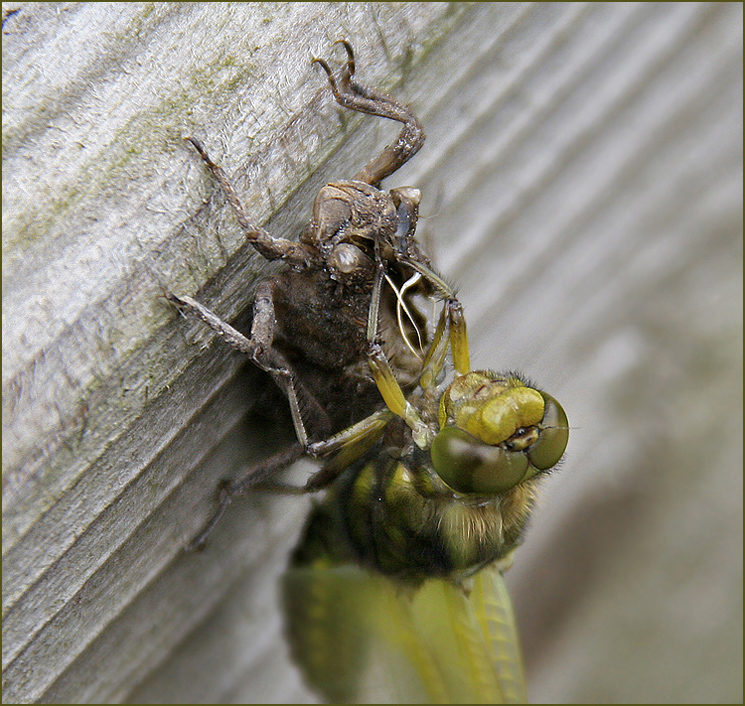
[{"x1": 3, "y1": 2, "x2": 741, "y2": 703}]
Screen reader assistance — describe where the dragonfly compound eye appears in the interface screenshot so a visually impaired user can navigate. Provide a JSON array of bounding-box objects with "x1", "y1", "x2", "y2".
[
  {"x1": 431, "y1": 426, "x2": 530, "y2": 494},
  {"x1": 526, "y1": 392, "x2": 569, "y2": 471}
]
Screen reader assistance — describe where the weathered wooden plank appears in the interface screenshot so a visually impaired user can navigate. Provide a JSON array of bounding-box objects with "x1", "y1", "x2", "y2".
[{"x1": 2, "y1": 2, "x2": 741, "y2": 703}]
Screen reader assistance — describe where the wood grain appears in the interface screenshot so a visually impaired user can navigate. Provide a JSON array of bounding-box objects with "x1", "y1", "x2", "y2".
[{"x1": 3, "y1": 3, "x2": 741, "y2": 703}]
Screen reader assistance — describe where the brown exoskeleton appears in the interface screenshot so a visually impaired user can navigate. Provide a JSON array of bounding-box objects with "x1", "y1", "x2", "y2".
[{"x1": 170, "y1": 42, "x2": 468, "y2": 546}]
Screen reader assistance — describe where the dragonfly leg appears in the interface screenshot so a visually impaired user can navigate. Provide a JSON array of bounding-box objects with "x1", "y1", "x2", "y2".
[
  {"x1": 307, "y1": 408, "x2": 393, "y2": 458},
  {"x1": 185, "y1": 137, "x2": 312, "y2": 266},
  {"x1": 406, "y1": 259, "x2": 470, "y2": 377},
  {"x1": 304, "y1": 408, "x2": 394, "y2": 490},
  {"x1": 186, "y1": 443, "x2": 305, "y2": 551},
  {"x1": 313, "y1": 40, "x2": 425, "y2": 187},
  {"x1": 168, "y1": 280, "x2": 332, "y2": 448}
]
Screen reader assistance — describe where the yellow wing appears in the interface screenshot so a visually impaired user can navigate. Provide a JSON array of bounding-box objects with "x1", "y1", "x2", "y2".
[{"x1": 282, "y1": 562, "x2": 526, "y2": 704}]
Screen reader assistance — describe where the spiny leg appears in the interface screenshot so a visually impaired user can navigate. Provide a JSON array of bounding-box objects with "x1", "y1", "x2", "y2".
[
  {"x1": 186, "y1": 444, "x2": 305, "y2": 551},
  {"x1": 185, "y1": 137, "x2": 311, "y2": 266},
  {"x1": 303, "y1": 407, "x2": 394, "y2": 492},
  {"x1": 313, "y1": 41, "x2": 425, "y2": 187},
  {"x1": 168, "y1": 279, "x2": 333, "y2": 448},
  {"x1": 405, "y1": 259, "x2": 470, "y2": 376},
  {"x1": 361, "y1": 239, "x2": 470, "y2": 381},
  {"x1": 362, "y1": 261, "x2": 471, "y2": 447},
  {"x1": 174, "y1": 278, "x2": 326, "y2": 549}
]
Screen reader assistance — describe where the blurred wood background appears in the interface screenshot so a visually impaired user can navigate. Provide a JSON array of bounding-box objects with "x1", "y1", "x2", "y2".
[{"x1": 3, "y1": 2, "x2": 741, "y2": 703}]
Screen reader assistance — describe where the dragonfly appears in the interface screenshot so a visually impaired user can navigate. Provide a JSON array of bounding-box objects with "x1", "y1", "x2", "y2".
[
  {"x1": 282, "y1": 255, "x2": 567, "y2": 703},
  {"x1": 170, "y1": 42, "x2": 569, "y2": 703}
]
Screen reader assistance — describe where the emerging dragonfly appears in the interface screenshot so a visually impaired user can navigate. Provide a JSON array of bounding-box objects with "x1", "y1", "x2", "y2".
[
  {"x1": 284, "y1": 304, "x2": 567, "y2": 703},
  {"x1": 170, "y1": 42, "x2": 569, "y2": 703}
]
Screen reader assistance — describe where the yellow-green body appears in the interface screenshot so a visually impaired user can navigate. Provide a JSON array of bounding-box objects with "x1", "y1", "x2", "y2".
[
  {"x1": 283, "y1": 367, "x2": 567, "y2": 703},
  {"x1": 284, "y1": 437, "x2": 530, "y2": 703},
  {"x1": 291, "y1": 416, "x2": 540, "y2": 582}
]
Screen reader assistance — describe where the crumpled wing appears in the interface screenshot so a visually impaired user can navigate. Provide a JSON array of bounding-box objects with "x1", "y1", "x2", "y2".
[{"x1": 282, "y1": 563, "x2": 526, "y2": 704}]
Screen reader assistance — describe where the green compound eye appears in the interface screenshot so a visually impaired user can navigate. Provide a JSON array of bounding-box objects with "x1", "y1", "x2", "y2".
[
  {"x1": 527, "y1": 392, "x2": 569, "y2": 471},
  {"x1": 431, "y1": 392, "x2": 569, "y2": 495},
  {"x1": 431, "y1": 426, "x2": 530, "y2": 494}
]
